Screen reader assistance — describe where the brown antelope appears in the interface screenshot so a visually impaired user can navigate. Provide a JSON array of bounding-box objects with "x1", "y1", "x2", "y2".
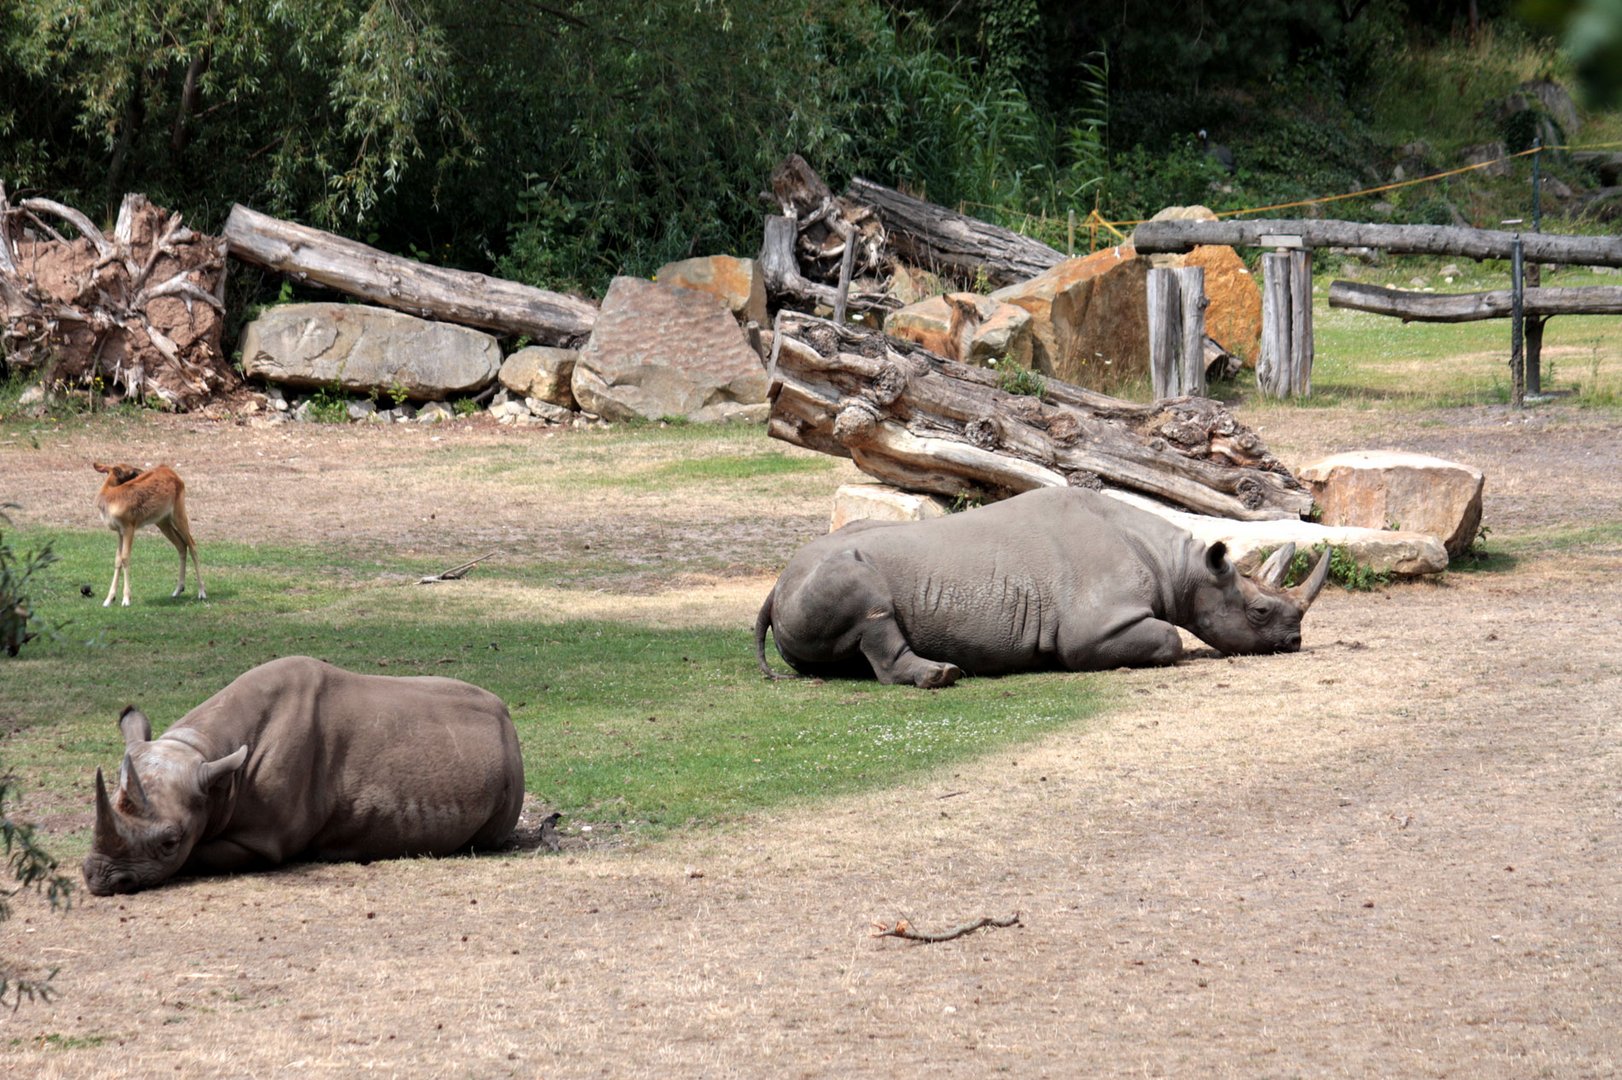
[{"x1": 93, "y1": 462, "x2": 205, "y2": 607}]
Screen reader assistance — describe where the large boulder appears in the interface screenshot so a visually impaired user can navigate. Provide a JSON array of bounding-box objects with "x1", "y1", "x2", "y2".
[
  {"x1": 885, "y1": 292, "x2": 1034, "y2": 368},
  {"x1": 571, "y1": 276, "x2": 768, "y2": 423},
  {"x1": 829, "y1": 483, "x2": 951, "y2": 532},
  {"x1": 990, "y1": 245, "x2": 1151, "y2": 392},
  {"x1": 241, "y1": 303, "x2": 499, "y2": 399},
  {"x1": 1299, "y1": 451, "x2": 1485, "y2": 558},
  {"x1": 1142, "y1": 206, "x2": 1262, "y2": 365},
  {"x1": 499, "y1": 346, "x2": 577, "y2": 409},
  {"x1": 655, "y1": 255, "x2": 768, "y2": 326}
]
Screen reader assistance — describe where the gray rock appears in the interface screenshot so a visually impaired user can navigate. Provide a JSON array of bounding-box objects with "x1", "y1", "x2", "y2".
[
  {"x1": 416, "y1": 401, "x2": 455, "y2": 424},
  {"x1": 347, "y1": 399, "x2": 377, "y2": 421},
  {"x1": 241, "y1": 303, "x2": 500, "y2": 399},
  {"x1": 829, "y1": 483, "x2": 952, "y2": 532},
  {"x1": 17, "y1": 383, "x2": 45, "y2": 406},
  {"x1": 500, "y1": 346, "x2": 578, "y2": 408},
  {"x1": 571, "y1": 277, "x2": 767, "y2": 423}
]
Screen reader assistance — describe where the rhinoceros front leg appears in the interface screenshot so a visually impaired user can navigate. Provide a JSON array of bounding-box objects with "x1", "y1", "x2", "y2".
[
  {"x1": 777, "y1": 552, "x2": 962, "y2": 688},
  {"x1": 1063, "y1": 615, "x2": 1184, "y2": 670}
]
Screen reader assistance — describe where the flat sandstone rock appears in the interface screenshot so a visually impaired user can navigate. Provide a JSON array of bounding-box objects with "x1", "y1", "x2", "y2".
[{"x1": 1299, "y1": 451, "x2": 1485, "y2": 558}]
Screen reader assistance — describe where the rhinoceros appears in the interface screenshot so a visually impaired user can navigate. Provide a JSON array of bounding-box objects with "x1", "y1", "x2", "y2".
[
  {"x1": 82, "y1": 656, "x2": 525, "y2": 896},
  {"x1": 754, "y1": 486, "x2": 1331, "y2": 687}
]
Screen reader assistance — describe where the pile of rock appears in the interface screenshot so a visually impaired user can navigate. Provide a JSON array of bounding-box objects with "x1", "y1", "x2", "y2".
[{"x1": 237, "y1": 254, "x2": 773, "y2": 428}]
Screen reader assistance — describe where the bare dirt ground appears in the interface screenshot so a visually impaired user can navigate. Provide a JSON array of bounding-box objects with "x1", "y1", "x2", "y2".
[{"x1": 3, "y1": 403, "x2": 1620, "y2": 1078}]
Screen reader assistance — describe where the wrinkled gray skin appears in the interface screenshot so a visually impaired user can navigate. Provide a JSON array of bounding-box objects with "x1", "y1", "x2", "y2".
[
  {"x1": 83, "y1": 656, "x2": 525, "y2": 896},
  {"x1": 756, "y1": 487, "x2": 1331, "y2": 687}
]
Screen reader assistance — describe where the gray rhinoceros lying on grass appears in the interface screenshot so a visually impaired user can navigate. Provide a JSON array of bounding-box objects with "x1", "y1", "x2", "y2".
[
  {"x1": 83, "y1": 656, "x2": 524, "y2": 896},
  {"x1": 755, "y1": 486, "x2": 1331, "y2": 687}
]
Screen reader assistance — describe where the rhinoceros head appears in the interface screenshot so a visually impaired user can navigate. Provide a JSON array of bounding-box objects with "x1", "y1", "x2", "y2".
[
  {"x1": 1185, "y1": 542, "x2": 1331, "y2": 657},
  {"x1": 82, "y1": 707, "x2": 246, "y2": 896}
]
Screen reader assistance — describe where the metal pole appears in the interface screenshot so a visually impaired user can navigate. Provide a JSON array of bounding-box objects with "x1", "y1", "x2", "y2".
[
  {"x1": 1532, "y1": 136, "x2": 1543, "y2": 234},
  {"x1": 1510, "y1": 232, "x2": 1525, "y2": 409}
]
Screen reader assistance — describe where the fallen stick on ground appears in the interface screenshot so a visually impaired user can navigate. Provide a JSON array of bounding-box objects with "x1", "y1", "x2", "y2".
[
  {"x1": 871, "y1": 913, "x2": 1021, "y2": 943},
  {"x1": 417, "y1": 552, "x2": 498, "y2": 584}
]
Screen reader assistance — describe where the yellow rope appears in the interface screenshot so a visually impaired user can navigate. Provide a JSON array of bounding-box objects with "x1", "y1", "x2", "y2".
[{"x1": 952, "y1": 140, "x2": 1622, "y2": 235}]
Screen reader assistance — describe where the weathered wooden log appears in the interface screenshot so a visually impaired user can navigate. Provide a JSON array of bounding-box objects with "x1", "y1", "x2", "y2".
[
  {"x1": 759, "y1": 213, "x2": 894, "y2": 320},
  {"x1": 1, "y1": 185, "x2": 235, "y2": 409},
  {"x1": 1258, "y1": 252, "x2": 1313, "y2": 399},
  {"x1": 845, "y1": 178, "x2": 1065, "y2": 288},
  {"x1": 1147, "y1": 267, "x2": 1207, "y2": 399},
  {"x1": 223, "y1": 205, "x2": 597, "y2": 345},
  {"x1": 1133, "y1": 218, "x2": 1622, "y2": 267},
  {"x1": 1328, "y1": 280, "x2": 1622, "y2": 321},
  {"x1": 767, "y1": 311, "x2": 1311, "y2": 521}
]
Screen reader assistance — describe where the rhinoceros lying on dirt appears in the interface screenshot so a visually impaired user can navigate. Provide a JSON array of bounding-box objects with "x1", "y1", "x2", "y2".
[
  {"x1": 755, "y1": 486, "x2": 1331, "y2": 687},
  {"x1": 83, "y1": 656, "x2": 524, "y2": 896}
]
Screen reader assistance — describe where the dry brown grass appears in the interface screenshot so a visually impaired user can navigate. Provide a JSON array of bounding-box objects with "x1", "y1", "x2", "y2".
[{"x1": 2, "y1": 405, "x2": 1619, "y2": 1077}]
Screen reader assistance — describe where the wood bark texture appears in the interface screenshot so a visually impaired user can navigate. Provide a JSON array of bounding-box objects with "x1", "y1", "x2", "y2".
[
  {"x1": 762, "y1": 157, "x2": 893, "y2": 321},
  {"x1": 1327, "y1": 280, "x2": 1622, "y2": 321},
  {"x1": 1, "y1": 185, "x2": 236, "y2": 410},
  {"x1": 223, "y1": 205, "x2": 597, "y2": 345},
  {"x1": 845, "y1": 177, "x2": 1065, "y2": 288},
  {"x1": 1148, "y1": 267, "x2": 1207, "y2": 399},
  {"x1": 767, "y1": 311, "x2": 1311, "y2": 521},
  {"x1": 1133, "y1": 218, "x2": 1622, "y2": 267}
]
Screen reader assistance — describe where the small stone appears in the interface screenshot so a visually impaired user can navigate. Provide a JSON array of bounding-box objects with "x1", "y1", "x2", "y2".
[
  {"x1": 17, "y1": 384, "x2": 45, "y2": 406},
  {"x1": 416, "y1": 401, "x2": 454, "y2": 424},
  {"x1": 347, "y1": 399, "x2": 377, "y2": 421}
]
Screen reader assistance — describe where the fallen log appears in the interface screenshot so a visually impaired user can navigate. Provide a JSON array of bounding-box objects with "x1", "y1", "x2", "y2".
[
  {"x1": 223, "y1": 205, "x2": 597, "y2": 345},
  {"x1": 1328, "y1": 280, "x2": 1622, "y2": 322},
  {"x1": 767, "y1": 312, "x2": 1311, "y2": 521},
  {"x1": 1133, "y1": 218, "x2": 1622, "y2": 268},
  {"x1": 845, "y1": 178, "x2": 1065, "y2": 288},
  {"x1": 1, "y1": 185, "x2": 236, "y2": 410}
]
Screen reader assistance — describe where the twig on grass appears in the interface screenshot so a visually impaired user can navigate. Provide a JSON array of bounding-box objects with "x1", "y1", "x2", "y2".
[
  {"x1": 417, "y1": 552, "x2": 498, "y2": 584},
  {"x1": 870, "y1": 912, "x2": 1021, "y2": 943}
]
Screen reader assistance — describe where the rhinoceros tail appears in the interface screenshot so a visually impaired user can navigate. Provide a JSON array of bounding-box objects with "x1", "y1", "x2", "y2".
[{"x1": 754, "y1": 586, "x2": 798, "y2": 681}]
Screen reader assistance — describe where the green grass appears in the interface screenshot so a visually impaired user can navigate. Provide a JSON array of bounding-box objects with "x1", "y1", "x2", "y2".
[{"x1": 0, "y1": 524, "x2": 1108, "y2": 857}]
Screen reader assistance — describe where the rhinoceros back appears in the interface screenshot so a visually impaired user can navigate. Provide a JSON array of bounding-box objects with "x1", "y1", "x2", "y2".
[
  {"x1": 827, "y1": 487, "x2": 1177, "y2": 674},
  {"x1": 171, "y1": 656, "x2": 524, "y2": 868}
]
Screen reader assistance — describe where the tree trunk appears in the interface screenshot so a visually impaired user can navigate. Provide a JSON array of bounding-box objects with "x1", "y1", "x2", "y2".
[
  {"x1": 767, "y1": 312, "x2": 1311, "y2": 521},
  {"x1": 1, "y1": 186, "x2": 236, "y2": 410},
  {"x1": 1133, "y1": 218, "x2": 1622, "y2": 267},
  {"x1": 845, "y1": 178, "x2": 1066, "y2": 288},
  {"x1": 1328, "y1": 280, "x2": 1622, "y2": 321},
  {"x1": 223, "y1": 205, "x2": 597, "y2": 345}
]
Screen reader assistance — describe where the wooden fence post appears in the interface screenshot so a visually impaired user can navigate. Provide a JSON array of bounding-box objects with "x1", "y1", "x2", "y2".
[
  {"x1": 1260, "y1": 250, "x2": 1314, "y2": 399},
  {"x1": 1148, "y1": 266, "x2": 1208, "y2": 400}
]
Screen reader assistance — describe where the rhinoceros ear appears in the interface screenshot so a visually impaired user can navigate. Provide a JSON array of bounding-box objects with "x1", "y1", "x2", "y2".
[
  {"x1": 198, "y1": 744, "x2": 248, "y2": 790},
  {"x1": 1205, "y1": 541, "x2": 1232, "y2": 577},
  {"x1": 1254, "y1": 543, "x2": 1296, "y2": 589},
  {"x1": 118, "y1": 706, "x2": 151, "y2": 746}
]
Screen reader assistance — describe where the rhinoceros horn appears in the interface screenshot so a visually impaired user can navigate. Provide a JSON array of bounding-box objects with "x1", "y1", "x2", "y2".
[
  {"x1": 93, "y1": 766, "x2": 119, "y2": 846},
  {"x1": 1290, "y1": 547, "x2": 1333, "y2": 610},
  {"x1": 1254, "y1": 543, "x2": 1297, "y2": 589},
  {"x1": 116, "y1": 751, "x2": 150, "y2": 816}
]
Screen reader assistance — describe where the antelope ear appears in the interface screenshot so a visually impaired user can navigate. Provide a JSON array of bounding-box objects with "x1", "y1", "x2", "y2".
[
  {"x1": 1254, "y1": 543, "x2": 1296, "y2": 589},
  {"x1": 118, "y1": 706, "x2": 151, "y2": 745},
  {"x1": 94, "y1": 462, "x2": 112, "y2": 474},
  {"x1": 198, "y1": 745, "x2": 248, "y2": 789}
]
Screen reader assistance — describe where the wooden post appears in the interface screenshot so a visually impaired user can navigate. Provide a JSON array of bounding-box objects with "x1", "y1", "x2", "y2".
[
  {"x1": 1147, "y1": 268, "x2": 1182, "y2": 400},
  {"x1": 1260, "y1": 252, "x2": 1292, "y2": 398},
  {"x1": 1177, "y1": 267, "x2": 1208, "y2": 398},
  {"x1": 1289, "y1": 250, "x2": 1314, "y2": 397}
]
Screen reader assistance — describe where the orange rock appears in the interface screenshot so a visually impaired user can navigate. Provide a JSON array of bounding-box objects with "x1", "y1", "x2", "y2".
[
  {"x1": 991, "y1": 245, "x2": 1150, "y2": 392},
  {"x1": 1186, "y1": 244, "x2": 1262, "y2": 366},
  {"x1": 654, "y1": 255, "x2": 768, "y2": 326}
]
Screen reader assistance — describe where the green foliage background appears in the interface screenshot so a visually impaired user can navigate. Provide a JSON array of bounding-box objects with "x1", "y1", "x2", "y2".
[{"x1": 0, "y1": 1, "x2": 1615, "y2": 296}]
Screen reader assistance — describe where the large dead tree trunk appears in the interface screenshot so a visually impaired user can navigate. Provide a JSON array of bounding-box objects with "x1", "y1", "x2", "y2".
[
  {"x1": 845, "y1": 178, "x2": 1066, "y2": 288},
  {"x1": 761, "y1": 156, "x2": 894, "y2": 321},
  {"x1": 1328, "y1": 280, "x2": 1622, "y2": 321},
  {"x1": 1, "y1": 185, "x2": 236, "y2": 410},
  {"x1": 223, "y1": 205, "x2": 597, "y2": 345},
  {"x1": 767, "y1": 312, "x2": 1311, "y2": 521},
  {"x1": 1133, "y1": 218, "x2": 1622, "y2": 267}
]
